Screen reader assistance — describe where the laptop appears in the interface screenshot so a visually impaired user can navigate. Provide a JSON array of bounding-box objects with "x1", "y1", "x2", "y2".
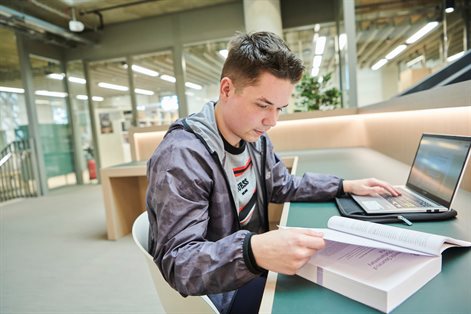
[{"x1": 352, "y1": 133, "x2": 471, "y2": 214}]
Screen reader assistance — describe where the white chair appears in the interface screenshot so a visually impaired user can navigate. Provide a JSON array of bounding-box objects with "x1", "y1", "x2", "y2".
[{"x1": 132, "y1": 211, "x2": 219, "y2": 314}]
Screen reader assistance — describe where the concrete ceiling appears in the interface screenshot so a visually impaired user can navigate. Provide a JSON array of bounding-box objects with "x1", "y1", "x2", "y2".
[
  {"x1": 0, "y1": 0, "x2": 467, "y2": 99},
  {"x1": 0, "y1": 0, "x2": 237, "y2": 31}
]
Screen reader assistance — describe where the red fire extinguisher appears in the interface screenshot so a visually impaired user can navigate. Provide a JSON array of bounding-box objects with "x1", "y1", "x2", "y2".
[{"x1": 88, "y1": 158, "x2": 97, "y2": 180}]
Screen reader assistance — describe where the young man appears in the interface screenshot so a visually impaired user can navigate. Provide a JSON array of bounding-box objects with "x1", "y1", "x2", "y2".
[{"x1": 146, "y1": 31, "x2": 399, "y2": 314}]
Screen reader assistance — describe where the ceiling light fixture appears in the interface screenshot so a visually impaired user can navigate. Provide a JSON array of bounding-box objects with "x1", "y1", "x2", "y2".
[
  {"x1": 0, "y1": 86, "x2": 25, "y2": 93},
  {"x1": 98, "y1": 82, "x2": 129, "y2": 91},
  {"x1": 447, "y1": 51, "x2": 464, "y2": 62},
  {"x1": 185, "y1": 82, "x2": 202, "y2": 90},
  {"x1": 135, "y1": 88, "x2": 155, "y2": 96},
  {"x1": 385, "y1": 44, "x2": 407, "y2": 60},
  {"x1": 312, "y1": 55, "x2": 322, "y2": 68},
  {"x1": 445, "y1": 0, "x2": 455, "y2": 13},
  {"x1": 69, "y1": 7, "x2": 85, "y2": 32},
  {"x1": 131, "y1": 65, "x2": 159, "y2": 77},
  {"x1": 160, "y1": 75, "x2": 176, "y2": 83},
  {"x1": 310, "y1": 67, "x2": 320, "y2": 77},
  {"x1": 371, "y1": 59, "x2": 388, "y2": 71},
  {"x1": 35, "y1": 90, "x2": 68, "y2": 98},
  {"x1": 339, "y1": 33, "x2": 347, "y2": 50},
  {"x1": 218, "y1": 49, "x2": 228, "y2": 59},
  {"x1": 406, "y1": 22, "x2": 439, "y2": 44},
  {"x1": 68, "y1": 76, "x2": 86, "y2": 84},
  {"x1": 315, "y1": 36, "x2": 327, "y2": 55},
  {"x1": 47, "y1": 73, "x2": 65, "y2": 80},
  {"x1": 76, "y1": 95, "x2": 104, "y2": 101}
]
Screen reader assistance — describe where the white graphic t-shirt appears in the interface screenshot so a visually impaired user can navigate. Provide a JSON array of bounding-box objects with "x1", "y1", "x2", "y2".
[{"x1": 223, "y1": 138, "x2": 258, "y2": 229}]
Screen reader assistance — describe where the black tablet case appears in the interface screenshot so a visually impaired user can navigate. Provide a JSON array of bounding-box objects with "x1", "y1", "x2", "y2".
[{"x1": 335, "y1": 194, "x2": 457, "y2": 224}]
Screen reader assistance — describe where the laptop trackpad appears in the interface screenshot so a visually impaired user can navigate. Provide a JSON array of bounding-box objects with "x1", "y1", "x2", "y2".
[{"x1": 363, "y1": 200, "x2": 383, "y2": 211}]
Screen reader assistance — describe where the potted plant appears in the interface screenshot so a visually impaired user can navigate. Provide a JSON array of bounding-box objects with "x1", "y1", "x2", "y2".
[{"x1": 294, "y1": 72, "x2": 342, "y2": 111}]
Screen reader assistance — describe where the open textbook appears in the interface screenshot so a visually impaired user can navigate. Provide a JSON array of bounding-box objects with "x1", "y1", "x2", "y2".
[{"x1": 292, "y1": 216, "x2": 471, "y2": 313}]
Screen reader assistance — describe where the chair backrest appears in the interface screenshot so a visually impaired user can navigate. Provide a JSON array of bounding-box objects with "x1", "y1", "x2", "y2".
[{"x1": 132, "y1": 212, "x2": 219, "y2": 314}]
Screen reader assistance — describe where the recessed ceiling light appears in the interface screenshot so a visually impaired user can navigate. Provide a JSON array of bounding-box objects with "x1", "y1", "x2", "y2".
[
  {"x1": 447, "y1": 51, "x2": 464, "y2": 62},
  {"x1": 98, "y1": 82, "x2": 129, "y2": 91},
  {"x1": 135, "y1": 88, "x2": 154, "y2": 95},
  {"x1": 160, "y1": 75, "x2": 176, "y2": 83},
  {"x1": 185, "y1": 82, "x2": 202, "y2": 90},
  {"x1": 405, "y1": 22, "x2": 439, "y2": 44},
  {"x1": 47, "y1": 73, "x2": 65, "y2": 80},
  {"x1": 132, "y1": 65, "x2": 159, "y2": 77},
  {"x1": 385, "y1": 44, "x2": 407, "y2": 60},
  {"x1": 218, "y1": 49, "x2": 228, "y2": 59},
  {"x1": 0, "y1": 86, "x2": 25, "y2": 93},
  {"x1": 69, "y1": 76, "x2": 86, "y2": 84},
  {"x1": 35, "y1": 90, "x2": 68, "y2": 98},
  {"x1": 371, "y1": 59, "x2": 388, "y2": 71},
  {"x1": 315, "y1": 36, "x2": 326, "y2": 55}
]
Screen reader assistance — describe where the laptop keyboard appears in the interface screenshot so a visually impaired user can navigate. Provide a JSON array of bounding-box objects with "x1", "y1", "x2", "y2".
[{"x1": 384, "y1": 188, "x2": 433, "y2": 208}]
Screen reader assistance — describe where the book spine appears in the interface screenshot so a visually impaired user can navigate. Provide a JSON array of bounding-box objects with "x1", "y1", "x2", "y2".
[{"x1": 297, "y1": 262, "x2": 389, "y2": 312}]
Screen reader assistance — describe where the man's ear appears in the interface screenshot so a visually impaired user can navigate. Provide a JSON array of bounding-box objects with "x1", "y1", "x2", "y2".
[{"x1": 219, "y1": 77, "x2": 233, "y2": 100}]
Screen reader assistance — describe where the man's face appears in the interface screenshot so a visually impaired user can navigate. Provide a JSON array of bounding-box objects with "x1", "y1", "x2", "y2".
[{"x1": 216, "y1": 72, "x2": 295, "y2": 147}]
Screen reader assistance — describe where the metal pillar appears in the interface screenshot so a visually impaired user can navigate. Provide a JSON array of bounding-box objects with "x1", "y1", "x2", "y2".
[
  {"x1": 15, "y1": 33, "x2": 48, "y2": 195},
  {"x1": 83, "y1": 61, "x2": 102, "y2": 182},
  {"x1": 343, "y1": 0, "x2": 358, "y2": 108},
  {"x1": 126, "y1": 55, "x2": 138, "y2": 127},
  {"x1": 62, "y1": 60, "x2": 84, "y2": 184}
]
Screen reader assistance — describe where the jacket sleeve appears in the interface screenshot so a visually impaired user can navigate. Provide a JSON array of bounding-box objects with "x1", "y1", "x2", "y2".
[
  {"x1": 264, "y1": 137, "x2": 342, "y2": 203},
  {"x1": 146, "y1": 136, "x2": 259, "y2": 296}
]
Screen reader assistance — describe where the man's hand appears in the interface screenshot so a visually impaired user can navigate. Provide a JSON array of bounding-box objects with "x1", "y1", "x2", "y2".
[
  {"x1": 250, "y1": 228, "x2": 325, "y2": 275},
  {"x1": 343, "y1": 178, "x2": 401, "y2": 197}
]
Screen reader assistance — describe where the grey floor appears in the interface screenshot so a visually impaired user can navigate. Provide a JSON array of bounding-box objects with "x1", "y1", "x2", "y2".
[{"x1": 0, "y1": 184, "x2": 165, "y2": 314}]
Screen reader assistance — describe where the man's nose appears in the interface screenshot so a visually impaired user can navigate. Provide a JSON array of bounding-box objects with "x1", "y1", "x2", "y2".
[{"x1": 262, "y1": 109, "x2": 278, "y2": 127}]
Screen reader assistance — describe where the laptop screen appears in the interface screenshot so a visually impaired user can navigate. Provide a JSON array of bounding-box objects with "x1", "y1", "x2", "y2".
[{"x1": 406, "y1": 134, "x2": 471, "y2": 207}]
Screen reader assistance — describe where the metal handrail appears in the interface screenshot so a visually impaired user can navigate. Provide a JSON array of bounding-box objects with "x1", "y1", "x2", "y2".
[{"x1": 0, "y1": 139, "x2": 37, "y2": 202}]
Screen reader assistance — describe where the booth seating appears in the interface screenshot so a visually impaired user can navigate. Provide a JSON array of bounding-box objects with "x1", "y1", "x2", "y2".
[{"x1": 129, "y1": 105, "x2": 470, "y2": 191}]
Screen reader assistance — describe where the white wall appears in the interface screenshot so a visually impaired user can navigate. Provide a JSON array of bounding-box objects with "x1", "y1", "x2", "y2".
[
  {"x1": 94, "y1": 108, "x2": 127, "y2": 168},
  {"x1": 357, "y1": 64, "x2": 399, "y2": 107}
]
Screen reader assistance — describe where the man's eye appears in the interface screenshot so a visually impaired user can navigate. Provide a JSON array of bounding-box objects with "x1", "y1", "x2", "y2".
[
  {"x1": 257, "y1": 103, "x2": 269, "y2": 109},
  {"x1": 277, "y1": 107, "x2": 285, "y2": 112}
]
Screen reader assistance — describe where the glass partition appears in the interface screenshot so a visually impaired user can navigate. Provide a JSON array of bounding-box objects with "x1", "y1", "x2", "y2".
[
  {"x1": 284, "y1": 24, "x2": 344, "y2": 111},
  {"x1": 0, "y1": 27, "x2": 28, "y2": 147},
  {"x1": 28, "y1": 55, "x2": 75, "y2": 189},
  {"x1": 88, "y1": 58, "x2": 132, "y2": 166},
  {"x1": 183, "y1": 39, "x2": 228, "y2": 114},
  {"x1": 67, "y1": 60, "x2": 95, "y2": 183},
  {"x1": 131, "y1": 50, "x2": 178, "y2": 126},
  {"x1": 0, "y1": 27, "x2": 37, "y2": 200}
]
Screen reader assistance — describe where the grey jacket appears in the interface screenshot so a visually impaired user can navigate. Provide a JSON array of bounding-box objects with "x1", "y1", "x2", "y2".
[{"x1": 146, "y1": 102, "x2": 341, "y2": 313}]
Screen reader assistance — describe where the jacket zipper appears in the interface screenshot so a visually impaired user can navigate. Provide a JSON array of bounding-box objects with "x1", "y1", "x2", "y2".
[{"x1": 261, "y1": 137, "x2": 269, "y2": 232}]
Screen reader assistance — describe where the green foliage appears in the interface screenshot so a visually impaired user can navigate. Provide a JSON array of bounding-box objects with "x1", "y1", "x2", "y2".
[{"x1": 295, "y1": 72, "x2": 342, "y2": 111}]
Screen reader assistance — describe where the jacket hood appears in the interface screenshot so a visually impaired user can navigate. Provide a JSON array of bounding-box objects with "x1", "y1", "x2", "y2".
[
  {"x1": 182, "y1": 101, "x2": 226, "y2": 163},
  {"x1": 168, "y1": 100, "x2": 264, "y2": 165}
]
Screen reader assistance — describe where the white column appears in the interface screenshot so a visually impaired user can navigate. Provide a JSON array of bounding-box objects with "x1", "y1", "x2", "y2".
[
  {"x1": 243, "y1": 0, "x2": 283, "y2": 36},
  {"x1": 343, "y1": 0, "x2": 358, "y2": 108}
]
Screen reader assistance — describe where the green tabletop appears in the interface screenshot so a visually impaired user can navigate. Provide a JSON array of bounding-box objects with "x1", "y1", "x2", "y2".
[
  {"x1": 271, "y1": 148, "x2": 471, "y2": 313},
  {"x1": 108, "y1": 160, "x2": 147, "y2": 168}
]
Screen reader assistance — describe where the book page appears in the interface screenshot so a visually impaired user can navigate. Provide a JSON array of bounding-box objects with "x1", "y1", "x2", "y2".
[
  {"x1": 328, "y1": 216, "x2": 470, "y2": 256},
  {"x1": 304, "y1": 240, "x2": 440, "y2": 288},
  {"x1": 320, "y1": 228, "x2": 430, "y2": 255}
]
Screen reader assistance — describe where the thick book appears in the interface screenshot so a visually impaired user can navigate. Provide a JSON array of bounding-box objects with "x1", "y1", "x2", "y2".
[{"x1": 293, "y1": 216, "x2": 471, "y2": 313}]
